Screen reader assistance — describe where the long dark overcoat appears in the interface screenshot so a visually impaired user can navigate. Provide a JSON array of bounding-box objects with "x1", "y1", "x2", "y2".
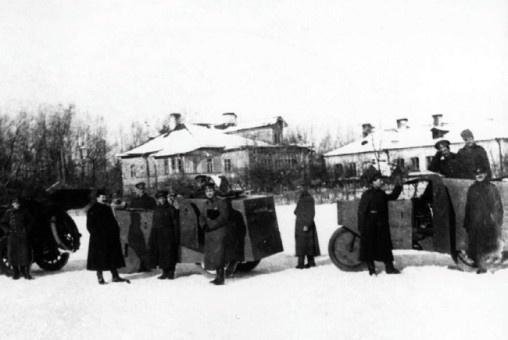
[
  {"x1": 457, "y1": 144, "x2": 491, "y2": 179},
  {"x1": 358, "y1": 185, "x2": 402, "y2": 262},
  {"x1": 200, "y1": 197, "x2": 230, "y2": 270},
  {"x1": 86, "y1": 202, "x2": 125, "y2": 271},
  {"x1": 0, "y1": 208, "x2": 33, "y2": 266},
  {"x1": 128, "y1": 193, "x2": 156, "y2": 266},
  {"x1": 463, "y1": 181, "x2": 504, "y2": 262},
  {"x1": 149, "y1": 203, "x2": 179, "y2": 269},
  {"x1": 294, "y1": 191, "x2": 320, "y2": 257},
  {"x1": 429, "y1": 151, "x2": 459, "y2": 178}
]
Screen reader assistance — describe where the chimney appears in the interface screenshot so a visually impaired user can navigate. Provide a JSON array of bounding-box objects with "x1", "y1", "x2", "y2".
[
  {"x1": 432, "y1": 114, "x2": 443, "y2": 127},
  {"x1": 362, "y1": 123, "x2": 373, "y2": 138},
  {"x1": 168, "y1": 113, "x2": 183, "y2": 131},
  {"x1": 396, "y1": 118, "x2": 408, "y2": 129},
  {"x1": 222, "y1": 112, "x2": 237, "y2": 127}
]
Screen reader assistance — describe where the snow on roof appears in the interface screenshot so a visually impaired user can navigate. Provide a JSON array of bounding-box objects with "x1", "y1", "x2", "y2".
[
  {"x1": 118, "y1": 124, "x2": 271, "y2": 158},
  {"x1": 324, "y1": 119, "x2": 508, "y2": 157},
  {"x1": 219, "y1": 116, "x2": 287, "y2": 133}
]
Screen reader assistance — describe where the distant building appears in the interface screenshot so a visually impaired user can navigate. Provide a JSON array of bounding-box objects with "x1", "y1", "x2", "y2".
[
  {"x1": 324, "y1": 114, "x2": 508, "y2": 179},
  {"x1": 118, "y1": 113, "x2": 309, "y2": 194}
]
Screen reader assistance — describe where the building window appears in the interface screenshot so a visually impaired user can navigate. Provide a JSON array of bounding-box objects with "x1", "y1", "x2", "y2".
[
  {"x1": 224, "y1": 159, "x2": 232, "y2": 173},
  {"x1": 410, "y1": 157, "x2": 420, "y2": 171},
  {"x1": 345, "y1": 163, "x2": 357, "y2": 177},
  {"x1": 177, "y1": 158, "x2": 183, "y2": 172},
  {"x1": 163, "y1": 159, "x2": 169, "y2": 175},
  {"x1": 207, "y1": 158, "x2": 213, "y2": 173},
  {"x1": 395, "y1": 158, "x2": 405, "y2": 169},
  {"x1": 130, "y1": 164, "x2": 136, "y2": 178},
  {"x1": 426, "y1": 156, "x2": 434, "y2": 170},
  {"x1": 171, "y1": 158, "x2": 176, "y2": 171},
  {"x1": 335, "y1": 164, "x2": 344, "y2": 177},
  {"x1": 274, "y1": 132, "x2": 281, "y2": 144}
]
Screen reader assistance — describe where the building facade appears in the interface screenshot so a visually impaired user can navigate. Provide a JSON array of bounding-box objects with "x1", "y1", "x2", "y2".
[
  {"x1": 119, "y1": 113, "x2": 309, "y2": 194},
  {"x1": 324, "y1": 115, "x2": 508, "y2": 179}
]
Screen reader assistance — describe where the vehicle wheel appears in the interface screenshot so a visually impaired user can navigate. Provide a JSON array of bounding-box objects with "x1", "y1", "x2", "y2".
[
  {"x1": 235, "y1": 260, "x2": 261, "y2": 272},
  {"x1": 0, "y1": 236, "x2": 13, "y2": 276},
  {"x1": 35, "y1": 250, "x2": 70, "y2": 271},
  {"x1": 328, "y1": 227, "x2": 364, "y2": 271}
]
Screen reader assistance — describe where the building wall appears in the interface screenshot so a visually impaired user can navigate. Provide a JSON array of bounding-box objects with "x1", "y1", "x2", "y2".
[
  {"x1": 229, "y1": 123, "x2": 283, "y2": 145},
  {"x1": 324, "y1": 139, "x2": 508, "y2": 178}
]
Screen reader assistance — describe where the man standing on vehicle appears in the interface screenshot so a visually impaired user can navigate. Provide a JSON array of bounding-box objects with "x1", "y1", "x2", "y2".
[
  {"x1": 457, "y1": 129, "x2": 491, "y2": 179},
  {"x1": 429, "y1": 139, "x2": 459, "y2": 178},
  {"x1": 463, "y1": 165, "x2": 504, "y2": 273},
  {"x1": 357, "y1": 168, "x2": 403, "y2": 275}
]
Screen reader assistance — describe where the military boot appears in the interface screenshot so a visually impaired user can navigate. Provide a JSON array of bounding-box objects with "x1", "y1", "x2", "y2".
[
  {"x1": 225, "y1": 261, "x2": 239, "y2": 277},
  {"x1": 305, "y1": 256, "x2": 316, "y2": 268},
  {"x1": 111, "y1": 269, "x2": 131, "y2": 284},
  {"x1": 22, "y1": 266, "x2": 33, "y2": 280},
  {"x1": 210, "y1": 267, "x2": 225, "y2": 285},
  {"x1": 296, "y1": 256, "x2": 305, "y2": 269},
  {"x1": 158, "y1": 269, "x2": 169, "y2": 280},
  {"x1": 384, "y1": 261, "x2": 401, "y2": 274},
  {"x1": 97, "y1": 271, "x2": 106, "y2": 285},
  {"x1": 366, "y1": 261, "x2": 377, "y2": 276},
  {"x1": 12, "y1": 266, "x2": 21, "y2": 280}
]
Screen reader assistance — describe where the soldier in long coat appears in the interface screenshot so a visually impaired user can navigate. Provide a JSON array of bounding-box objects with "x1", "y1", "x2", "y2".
[
  {"x1": 128, "y1": 181, "x2": 156, "y2": 272},
  {"x1": 199, "y1": 183, "x2": 230, "y2": 285},
  {"x1": 0, "y1": 197, "x2": 34, "y2": 280},
  {"x1": 87, "y1": 190, "x2": 129, "y2": 284},
  {"x1": 457, "y1": 129, "x2": 491, "y2": 179},
  {"x1": 149, "y1": 191, "x2": 179, "y2": 279},
  {"x1": 358, "y1": 170, "x2": 403, "y2": 275},
  {"x1": 463, "y1": 166, "x2": 504, "y2": 273},
  {"x1": 294, "y1": 189, "x2": 320, "y2": 269},
  {"x1": 429, "y1": 139, "x2": 459, "y2": 178}
]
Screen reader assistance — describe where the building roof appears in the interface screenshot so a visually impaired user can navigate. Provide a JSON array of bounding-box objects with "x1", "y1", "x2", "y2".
[
  {"x1": 324, "y1": 119, "x2": 508, "y2": 157},
  {"x1": 220, "y1": 116, "x2": 288, "y2": 133},
  {"x1": 118, "y1": 124, "x2": 272, "y2": 158}
]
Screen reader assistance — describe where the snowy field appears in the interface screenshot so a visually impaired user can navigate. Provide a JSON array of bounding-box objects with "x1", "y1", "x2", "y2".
[{"x1": 1, "y1": 203, "x2": 508, "y2": 340}]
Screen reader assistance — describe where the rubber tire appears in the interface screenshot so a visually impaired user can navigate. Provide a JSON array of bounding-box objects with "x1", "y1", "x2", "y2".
[
  {"x1": 235, "y1": 260, "x2": 261, "y2": 273},
  {"x1": 328, "y1": 227, "x2": 364, "y2": 271},
  {"x1": 35, "y1": 251, "x2": 70, "y2": 271}
]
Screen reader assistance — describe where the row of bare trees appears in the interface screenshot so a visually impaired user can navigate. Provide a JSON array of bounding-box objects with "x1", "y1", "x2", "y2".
[{"x1": 0, "y1": 105, "x2": 123, "y2": 202}]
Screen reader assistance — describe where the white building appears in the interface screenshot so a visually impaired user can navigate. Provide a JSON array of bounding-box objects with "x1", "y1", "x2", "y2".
[{"x1": 324, "y1": 114, "x2": 508, "y2": 179}]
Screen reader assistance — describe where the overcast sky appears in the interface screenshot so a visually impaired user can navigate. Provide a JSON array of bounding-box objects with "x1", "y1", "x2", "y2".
[{"x1": 1, "y1": 0, "x2": 507, "y2": 137}]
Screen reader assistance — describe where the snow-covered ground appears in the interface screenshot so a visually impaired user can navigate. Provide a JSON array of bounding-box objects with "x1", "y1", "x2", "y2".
[{"x1": 1, "y1": 203, "x2": 507, "y2": 340}]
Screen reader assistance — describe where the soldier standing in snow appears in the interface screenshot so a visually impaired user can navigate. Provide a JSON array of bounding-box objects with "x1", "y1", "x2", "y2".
[
  {"x1": 128, "y1": 181, "x2": 156, "y2": 272},
  {"x1": 457, "y1": 129, "x2": 491, "y2": 179},
  {"x1": 357, "y1": 169, "x2": 403, "y2": 275},
  {"x1": 149, "y1": 191, "x2": 179, "y2": 279},
  {"x1": 0, "y1": 197, "x2": 34, "y2": 280},
  {"x1": 87, "y1": 190, "x2": 129, "y2": 284},
  {"x1": 199, "y1": 183, "x2": 230, "y2": 285},
  {"x1": 294, "y1": 188, "x2": 320, "y2": 269},
  {"x1": 429, "y1": 139, "x2": 459, "y2": 178},
  {"x1": 463, "y1": 165, "x2": 504, "y2": 273}
]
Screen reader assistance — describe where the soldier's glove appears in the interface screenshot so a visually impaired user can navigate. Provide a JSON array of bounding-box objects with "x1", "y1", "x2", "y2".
[
  {"x1": 207, "y1": 209, "x2": 220, "y2": 220},
  {"x1": 302, "y1": 225, "x2": 309, "y2": 232}
]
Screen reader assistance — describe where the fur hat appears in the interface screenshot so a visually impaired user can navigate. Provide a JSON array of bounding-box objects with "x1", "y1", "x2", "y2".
[
  {"x1": 434, "y1": 139, "x2": 450, "y2": 149},
  {"x1": 460, "y1": 129, "x2": 474, "y2": 140},
  {"x1": 134, "y1": 182, "x2": 146, "y2": 190}
]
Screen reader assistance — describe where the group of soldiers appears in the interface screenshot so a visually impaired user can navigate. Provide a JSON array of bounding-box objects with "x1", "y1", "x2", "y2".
[
  {"x1": 86, "y1": 181, "x2": 238, "y2": 285},
  {"x1": 359, "y1": 129, "x2": 504, "y2": 275}
]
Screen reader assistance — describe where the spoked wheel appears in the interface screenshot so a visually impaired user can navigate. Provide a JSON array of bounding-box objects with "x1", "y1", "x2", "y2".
[
  {"x1": 328, "y1": 227, "x2": 364, "y2": 271},
  {"x1": 35, "y1": 249, "x2": 70, "y2": 271},
  {"x1": 0, "y1": 237, "x2": 13, "y2": 276},
  {"x1": 235, "y1": 260, "x2": 261, "y2": 273}
]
